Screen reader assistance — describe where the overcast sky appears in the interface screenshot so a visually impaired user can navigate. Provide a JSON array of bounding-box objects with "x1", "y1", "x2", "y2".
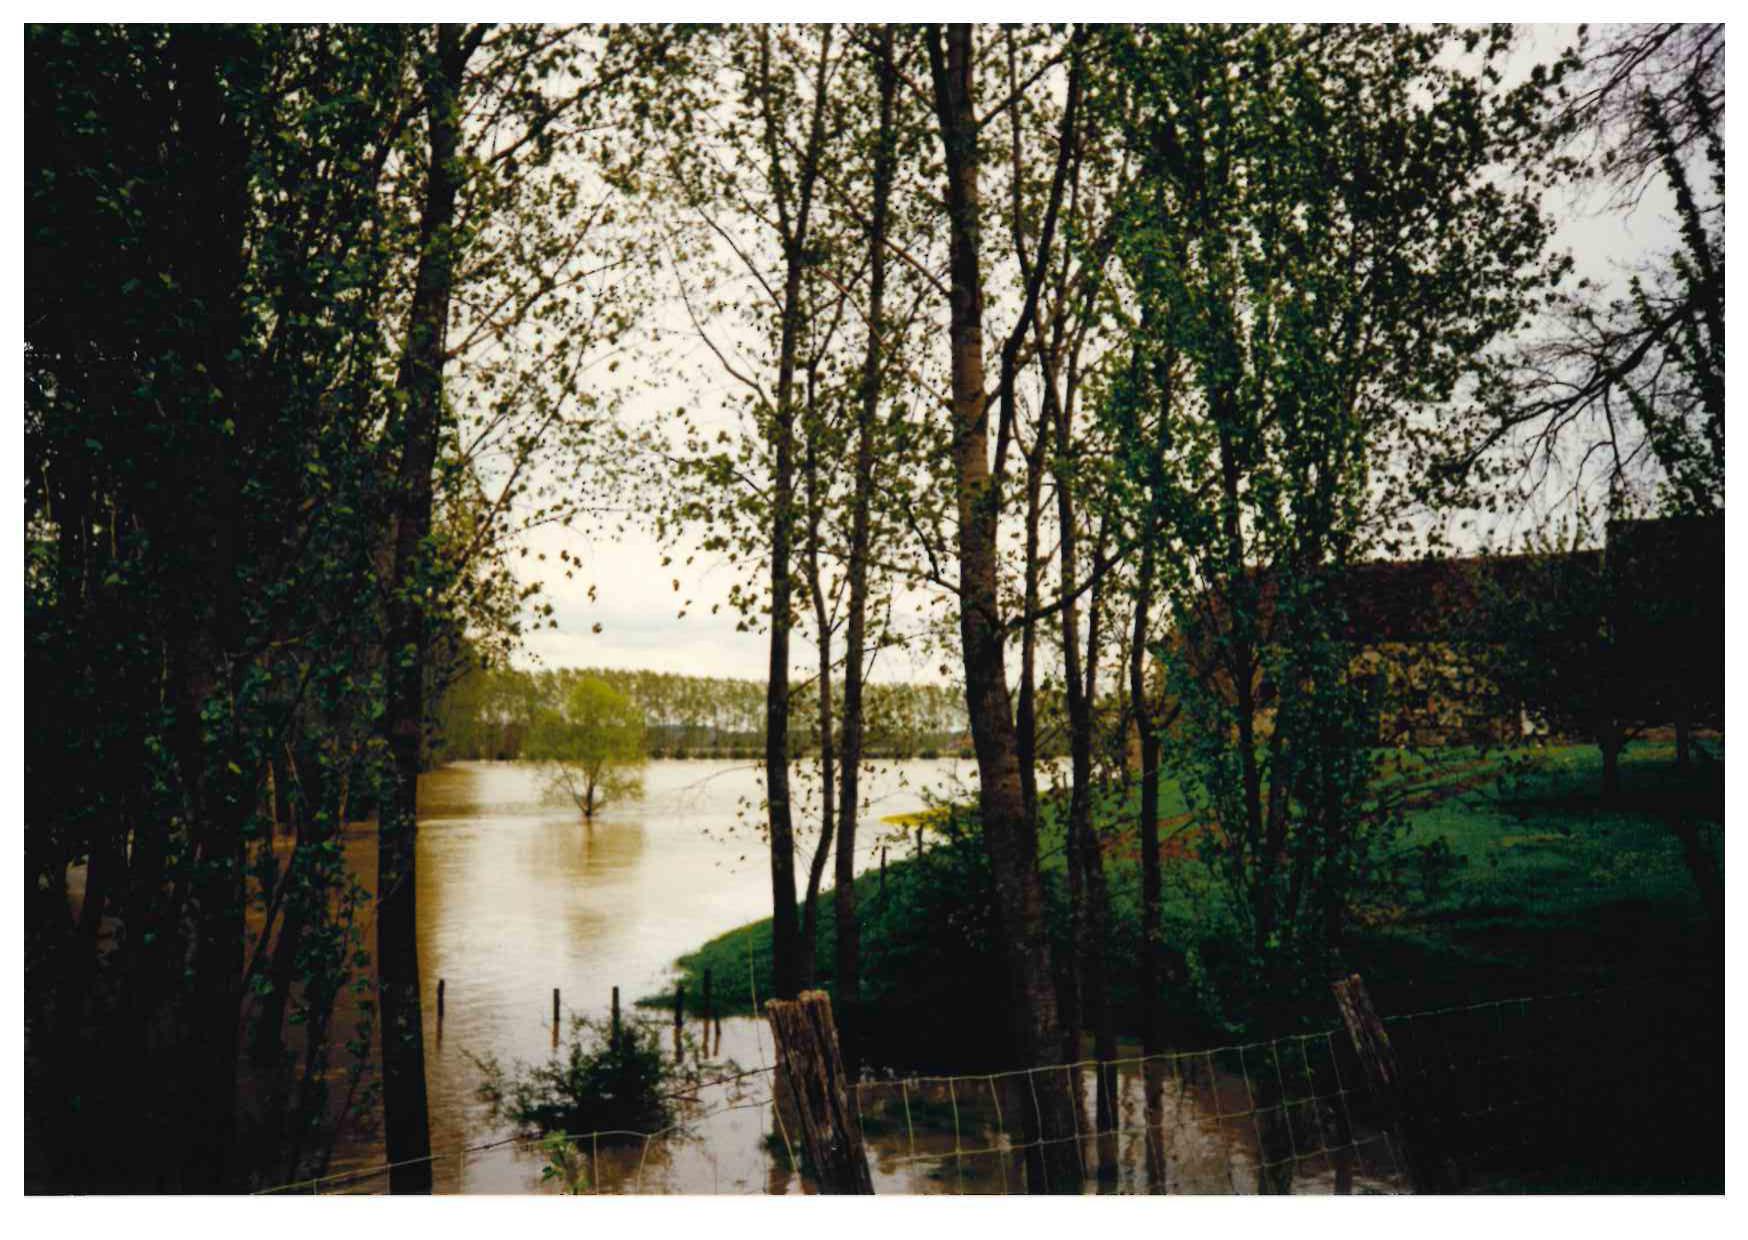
[{"x1": 507, "y1": 23, "x2": 1682, "y2": 683}]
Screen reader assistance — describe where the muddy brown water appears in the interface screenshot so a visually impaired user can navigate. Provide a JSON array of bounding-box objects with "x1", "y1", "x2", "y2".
[{"x1": 249, "y1": 759, "x2": 1397, "y2": 1194}]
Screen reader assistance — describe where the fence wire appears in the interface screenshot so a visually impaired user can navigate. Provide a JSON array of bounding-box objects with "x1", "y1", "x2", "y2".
[{"x1": 255, "y1": 981, "x2": 1717, "y2": 1196}]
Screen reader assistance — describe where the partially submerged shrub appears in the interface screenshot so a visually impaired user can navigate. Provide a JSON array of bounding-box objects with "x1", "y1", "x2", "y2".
[{"x1": 473, "y1": 1015, "x2": 692, "y2": 1137}]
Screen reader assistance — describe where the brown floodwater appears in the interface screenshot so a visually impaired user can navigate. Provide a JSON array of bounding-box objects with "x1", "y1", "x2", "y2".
[{"x1": 295, "y1": 759, "x2": 1400, "y2": 1195}]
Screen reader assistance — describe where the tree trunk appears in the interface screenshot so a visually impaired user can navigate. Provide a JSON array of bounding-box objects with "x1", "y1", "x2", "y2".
[
  {"x1": 1052, "y1": 371, "x2": 1087, "y2": 1097},
  {"x1": 833, "y1": 26, "x2": 897, "y2": 1041},
  {"x1": 1665, "y1": 808, "x2": 1724, "y2": 940},
  {"x1": 1040, "y1": 261, "x2": 1117, "y2": 1170},
  {"x1": 1131, "y1": 543, "x2": 1165, "y2": 1058},
  {"x1": 1133, "y1": 570, "x2": 1172, "y2": 1192},
  {"x1": 760, "y1": 25, "x2": 833, "y2": 1002},
  {"x1": 163, "y1": 28, "x2": 257, "y2": 1187},
  {"x1": 1016, "y1": 435, "x2": 1048, "y2": 828},
  {"x1": 1060, "y1": 492, "x2": 1116, "y2": 1179},
  {"x1": 378, "y1": 23, "x2": 470, "y2": 1195},
  {"x1": 926, "y1": 22, "x2": 1079, "y2": 1193},
  {"x1": 173, "y1": 656, "x2": 249, "y2": 1192},
  {"x1": 799, "y1": 395, "x2": 836, "y2": 991},
  {"x1": 1211, "y1": 404, "x2": 1270, "y2": 959}
]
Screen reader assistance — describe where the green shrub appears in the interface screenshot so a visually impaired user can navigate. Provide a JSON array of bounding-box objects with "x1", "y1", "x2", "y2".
[{"x1": 473, "y1": 1015, "x2": 690, "y2": 1137}]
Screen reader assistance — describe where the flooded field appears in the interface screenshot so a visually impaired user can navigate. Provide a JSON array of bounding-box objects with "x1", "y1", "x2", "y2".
[{"x1": 294, "y1": 759, "x2": 1402, "y2": 1195}]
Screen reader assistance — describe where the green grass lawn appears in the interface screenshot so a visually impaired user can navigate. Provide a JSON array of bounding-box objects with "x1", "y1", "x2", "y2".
[
  {"x1": 645, "y1": 741, "x2": 1722, "y2": 1052},
  {"x1": 1341, "y1": 741, "x2": 1721, "y2": 1015}
]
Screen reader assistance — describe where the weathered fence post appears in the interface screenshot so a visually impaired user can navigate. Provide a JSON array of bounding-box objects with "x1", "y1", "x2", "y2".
[
  {"x1": 765, "y1": 990, "x2": 874, "y2": 1194},
  {"x1": 1331, "y1": 973, "x2": 1450, "y2": 1193},
  {"x1": 553, "y1": 987, "x2": 561, "y2": 1046}
]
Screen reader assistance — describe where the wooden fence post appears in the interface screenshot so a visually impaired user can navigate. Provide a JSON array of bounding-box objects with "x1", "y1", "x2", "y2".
[
  {"x1": 765, "y1": 990, "x2": 874, "y2": 1194},
  {"x1": 611, "y1": 985, "x2": 621, "y2": 1049},
  {"x1": 552, "y1": 987, "x2": 561, "y2": 1047},
  {"x1": 1331, "y1": 973, "x2": 1451, "y2": 1193}
]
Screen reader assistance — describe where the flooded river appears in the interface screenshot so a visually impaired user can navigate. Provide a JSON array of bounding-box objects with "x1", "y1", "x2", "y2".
[{"x1": 308, "y1": 759, "x2": 1399, "y2": 1195}]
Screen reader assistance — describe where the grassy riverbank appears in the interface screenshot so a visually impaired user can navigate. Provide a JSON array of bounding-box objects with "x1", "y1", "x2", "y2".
[{"x1": 645, "y1": 742, "x2": 1721, "y2": 1056}]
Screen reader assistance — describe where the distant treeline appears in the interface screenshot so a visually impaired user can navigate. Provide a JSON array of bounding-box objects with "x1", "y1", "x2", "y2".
[{"x1": 434, "y1": 664, "x2": 971, "y2": 762}]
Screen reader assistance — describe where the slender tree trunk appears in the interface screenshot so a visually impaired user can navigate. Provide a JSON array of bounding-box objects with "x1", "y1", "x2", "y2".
[
  {"x1": 1130, "y1": 542, "x2": 1165, "y2": 1057},
  {"x1": 1081, "y1": 521, "x2": 1118, "y2": 1178},
  {"x1": 927, "y1": 22, "x2": 1079, "y2": 1193},
  {"x1": 759, "y1": 25, "x2": 834, "y2": 1002},
  {"x1": 799, "y1": 404, "x2": 836, "y2": 990},
  {"x1": 1665, "y1": 807, "x2": 1724, "y2": 945},
  {"x1": 1212, "y1": 407, "x2": 1269, "y2": 958},
  {"x1": 172, "y1": 654, "x2": 249, "y2": 1191},
  {"x1": 256, "y1": 750, "x2": 347, "y2": 1175},
  {"x1": 765, "y1": 330, "x2": 801, "y2": 999},
  {"x1": 1016, "y1": 431, "x2": 1049, "y2": 831},
  {"x1": 834, "y1": 25, "x2": 898, "y2": 1039},
  {"x1": 1047, "y1": 358, "x2": 1090, "y2": 1078},
  {"x1": 1043, "y1": 287, "x2": 1117, "y2": 1169},
  {"x1": 166, "y1": 29, "x2": 256, "y2": 1187},
  {"x1": 1054, "y1": 419, "x2": 1116, "y2": 1174},
  {"x1": 1006, "y1": 35, "x2": 1052, "y2": 837},
  {"x1": 379, "y1": 23, "x2": 470, "y2": 1195}
]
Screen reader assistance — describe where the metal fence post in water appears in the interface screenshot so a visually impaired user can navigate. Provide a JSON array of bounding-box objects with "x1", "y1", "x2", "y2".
[{"x1": 764, "y1": 990, "x2": 874, "y2": 1194}]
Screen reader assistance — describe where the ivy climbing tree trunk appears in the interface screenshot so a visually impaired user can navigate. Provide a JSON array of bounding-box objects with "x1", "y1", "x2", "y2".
[{"x1": 380, "y1": 22, "x2": 473, "y2": 1196}]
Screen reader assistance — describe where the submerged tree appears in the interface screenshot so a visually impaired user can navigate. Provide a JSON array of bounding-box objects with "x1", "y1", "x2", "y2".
[{"x1": 527, "y1": 676, "x2": 649, "y2": 820}]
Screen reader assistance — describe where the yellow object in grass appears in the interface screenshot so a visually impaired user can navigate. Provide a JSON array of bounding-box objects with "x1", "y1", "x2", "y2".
[{"x1": 880, "y1": 807, "x2": 950, "y2": 830}]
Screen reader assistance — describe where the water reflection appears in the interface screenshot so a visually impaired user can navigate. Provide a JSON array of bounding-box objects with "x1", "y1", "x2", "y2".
[
  {"x1": 329, "y1": 758, "x2": 972, "y2": 1190},
  {"x1": 320, "y1": 759, "x2": 1402, "y2": 1195}
]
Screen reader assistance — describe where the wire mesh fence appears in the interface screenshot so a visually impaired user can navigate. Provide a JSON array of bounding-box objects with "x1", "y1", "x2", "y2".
[
  {"x1": 1373, "y1": 979, "x2": 1721, "y2": 1192},
  {"x1": 257, "y1": 978, "x2": 1720, "y2": 1196},
  {"x1": 846, "y1": 1036, "x2": 1406, "y2": 1195}
]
